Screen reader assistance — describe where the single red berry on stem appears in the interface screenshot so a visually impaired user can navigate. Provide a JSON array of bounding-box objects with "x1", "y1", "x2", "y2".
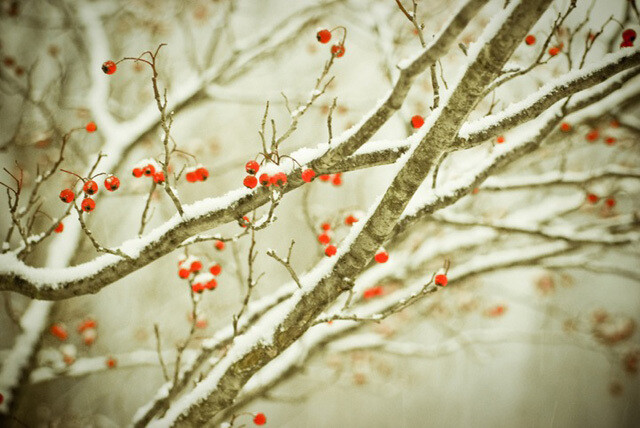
[
  {"x1": 143, "y1": 164, "x2": 156, "y2": 177},
  {"x1": 548, "y1": 46, "x2": 560, "y2": 56},
  {"x1": 374, "y1": 251, "x2": 389, "y2": 264},
  {"x1": 210, "y1": 264, "x2": 222, "y2": 276},
  {"x1": 321, "y1": 222, "x2": 331, "y2": 231},
  {"x1": 496, "y1": 136, "x2": 505, "y2": 144},
  {"x1": 245, "y1": 160, "x2": 260, "y2": 175},
  {"x1": 301, "y1": 168, "x2": 316, "y2": 182},
  {"x1": 586, "y1": 129, "x2": 599, "y2": 141},
  {"x1": 345, "y1": 215, "x2": 358, "y2": 226},
  {"x1": 50, "y1": 323, "x2": 68, "y2": 340},
  {"x1": 244, "y1": 175, "x2": 258, "y2": 189},
  {"x1": 316, "y1": 29, "x2": 332, "y2": 44},
  {"x1": 411, "y1": 115, "x2": 424, "y2": 129},
  {"x1": 195, "y1": 167, "x2": 209, "y2": 181},
  {"x1": 54, "y1": 222, "x2": 64, "y2": 233},
  {"x1": 259, "y1": 173, "x2": 271, "y2": 186},
  {"x1": 190, "y1": 260, "x2": 203, "y2": 272},
  {"x1": 605, "y1": 198, "x2": 616, "y2": 208},
  {"x1": 318, "y1": 233, "x2": 331, "y2": 245},
  {"x1": 59, "y1": 188, "x2": 75, "y2": 203},
  {"x1": 253, "y1": 412, "x2": 267, "y2": 426},
  {"x1": 83, "y1": 180, "x2": 98, "y2": 195},
  {"x1": 153, "y1": 171, "x2": 165, "y2": 184},
  {"x1": 85, "y1": 122, "x2": 97, "y2": 132},
  {"x1": 106, "y1": 357, "x2": 117, "y2": 368},
  {"x1": 104, "y1": 175, "x2": 120, "y2": 191},
  {"x1": 325, "y1": 245, "x2": 337, "y2": 257},
  {"x1": 525, "y1": 34, "x2": 536, "y2": 45},
  {"x1": 586, "y1": 193, "x2": 599, "y2": 204},
  {"x1": 331, "y1": 173, "x2": 342, "y2": 186},
  {"x1": 215, "y1": 240, "x2": 225, "y2": 251},
  {"x1": 178, "y1": 268, "x2": 190, "y2": 279},
  {"x1": 434, "y1": 274, "x2": 448, "y2": 287},
  {"x1": 81, "y1": 197, "x2": 96, "y2": 212},
  {"x1": 132, "y1": 167, "x2": 143, "y2": 178},
  {"x1": 605, "y1": 137, "x2": 616, "y2": 145},
  {"x1": 560, "y1": 122, "x2": 571, "y2": 132},
  {"x1": 331, "y1": 44, "x2": 345, "y2": 57},
  {"x1": 186, "y1": 171, "x2": 197, "y2": 183},
  {"x1": 102, "y1": 60, "x2": 117, "y2": 74},
  {"x1": 270, "y1": 172, "x2": 287, "y2": 187},
  {"x1": 622, "y1": 29, "x2": 636, "y2": 42}
]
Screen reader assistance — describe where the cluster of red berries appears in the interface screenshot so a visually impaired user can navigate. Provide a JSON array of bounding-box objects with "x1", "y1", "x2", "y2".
[
  {"x1": 243, "y1": 160, "x2": 314, "y2": 189},
  {"x1": 621, "y1": 29, "x2": 636, "y2": 48},
  {"x1": 50, "y1": 318, "x2": 98, "y2": 347},
  {"x1": 319, "y1": 223, "x2": 338, "y2": 257},
  {"x1": 132, "y1": 159, "x2": 167, "y2": 184},
  {"x1": 59, "y1": 173, "x2": 120, "y2": 213},
  {"x1": 185, "y1": 165, "x2": 210, "y2": 183},
  {"x1": 177, "y1": 256, "x2": 222, "y2": 293},
  {"x1": 585, "y1": 193, "x2": 616, "y2": 208},
  {"x1": 316, "y1": 28, "x2": 346, "y2": 58},
  {"x1": 318, "y1": 172, "x2": 342, "y2": 186}
]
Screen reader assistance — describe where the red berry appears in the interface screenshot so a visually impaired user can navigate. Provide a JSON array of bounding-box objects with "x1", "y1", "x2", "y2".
[
  {"x1": 101, "y1": 60, "x2": 117, "y2": 75},
  {"x1": 610, "y1": 120, "x2": 620, "y2": 128},
  {"x1": 301, "y1": 168, "x2": 316, "y2": 182},
  {"x1": 345, "y1": 215, "x2": 358, "y2": 226},
  {"x1": 620, "y1": 40, "x2": 633, "y2": 48},
  {"x1": 496, "y1": 136, "x2": 505, "y2": 144},
  {"x1": 132, "y1": 168, "x2": 143, "y2": 178},
  {"x1": 83, "y1": 180, "x2": 98, "y2": 195},
  {"x1": 244, "y1": 175, "x2": 258, "y2": 189},
  {"x1": 253, "y1": 413, "x2": 267, "y2": 426},
  {"x1": 325, "y1": 245, "x2": 337, "y2": 257},
  {"x1": 50, "y1": 323, "x2": 68, "y2": 340},
  {"x1": 106, "y1": 357, "x2": 117, "y2": 368},
  {"x1": 153, "y1": 171, "x2": 165, "y2": 184},
  {"x1": 215, "y1": 240, "x2": 225, "y2": 251},
  {"x1": 318, "y1": 233, "x2": 331, "y2": 245},
  {"x1": 363, "y1": 286, "x2": 384, "y2": 299},
  {"x1": 186, "y1": 171, "x2": 198, "y2": 182},
  {"x1": 270, "y1": 172, "x2": 287, "y2": 187},
  {"x1": 331, "y1": 44, "x2": 345, "y2": 57},
  {"x1": 605, "y1": 137, "x2": 616, "y2": 145},
  {"x1": 77, "y1": 319, "x2": 96, "y2": 333},
  {"x1": 54, "y1": 222, "x2": 64, "y2": 233},
  {"x1": 316, "y1": 29, "x2": 332, "y2": 44},
  {"x1": 586, "y1": 130, "x2": 599, "y2": 141},
  {"x1": 321, "y1": 222, "x2": 331, "y2": 231},
  {"x1": 318, "y1": 174, "x2": 331, "y2": 182},
  {"x1": 195, "y1": 167, "x2": 209, "y2": 181},
  {"x1": 605, "y1": 198, "x2": 616, "y2": 208},
  {"x1": 85, "y1": 122, "x2": 97, "y2": 132},
  {"x1": 209, "y1": 264, "x2": 222, "y2": 276},
  {"x1": 586, "y1": 193, "x2": 599, "y2": 204},
  {"x1": 143, "y1": 164, "x2": 156, "y2": 176},
  {"x1": 205, "y1": 278, "x2": 217, "y2": 290},
  {"x1": 258, "y1": 173, "x2": 271, "y2": 186},
  {"x1": 548, "y1": 46, "x2": 560, "y2": 56},
  {"x1": 239, "y1": 216, "x2": 250, "y2": 228},
  {"x1": 104, "y1": 175, "x2": 120, "y2": 191},
  {"x1": 331, "y1": 173, "x2": 342, "y2": 186},
  {"x1": 59, "y1": 188, "x2": 75, "y2": 203},
  {"x1": 560, "y1": 122, "x2": 571, "y2": 132},
  {"x1": 190, "y1": 260, "x2": 203, "y2": 272},
  {"x1": 178, "y1": 268, "x2": 190, "y2": 279},
  {"x1": 374, "y1": 251, "x2": 389, "y2": 263},
  {"x1": 411, "y1": 115, "x2": 424, "y2": 129},
  {"x1": 434, "y1": 274, "x2": 448, "y2": 286},
  {"x1": 192, "y1": 283, "x2": 205, "y2": 294},
  {"x1": 622, "y1": 29, "x2": 636, "y2": 42},
  {"x1": 81, "y1": 197, "x2": 96, "y2": 212},
  {"x1": 245, "y1": 160, "x2": 260, "y2": 175},
  {"x1": 525, "y1": 34, "x2": 536, "y2": 45}
]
